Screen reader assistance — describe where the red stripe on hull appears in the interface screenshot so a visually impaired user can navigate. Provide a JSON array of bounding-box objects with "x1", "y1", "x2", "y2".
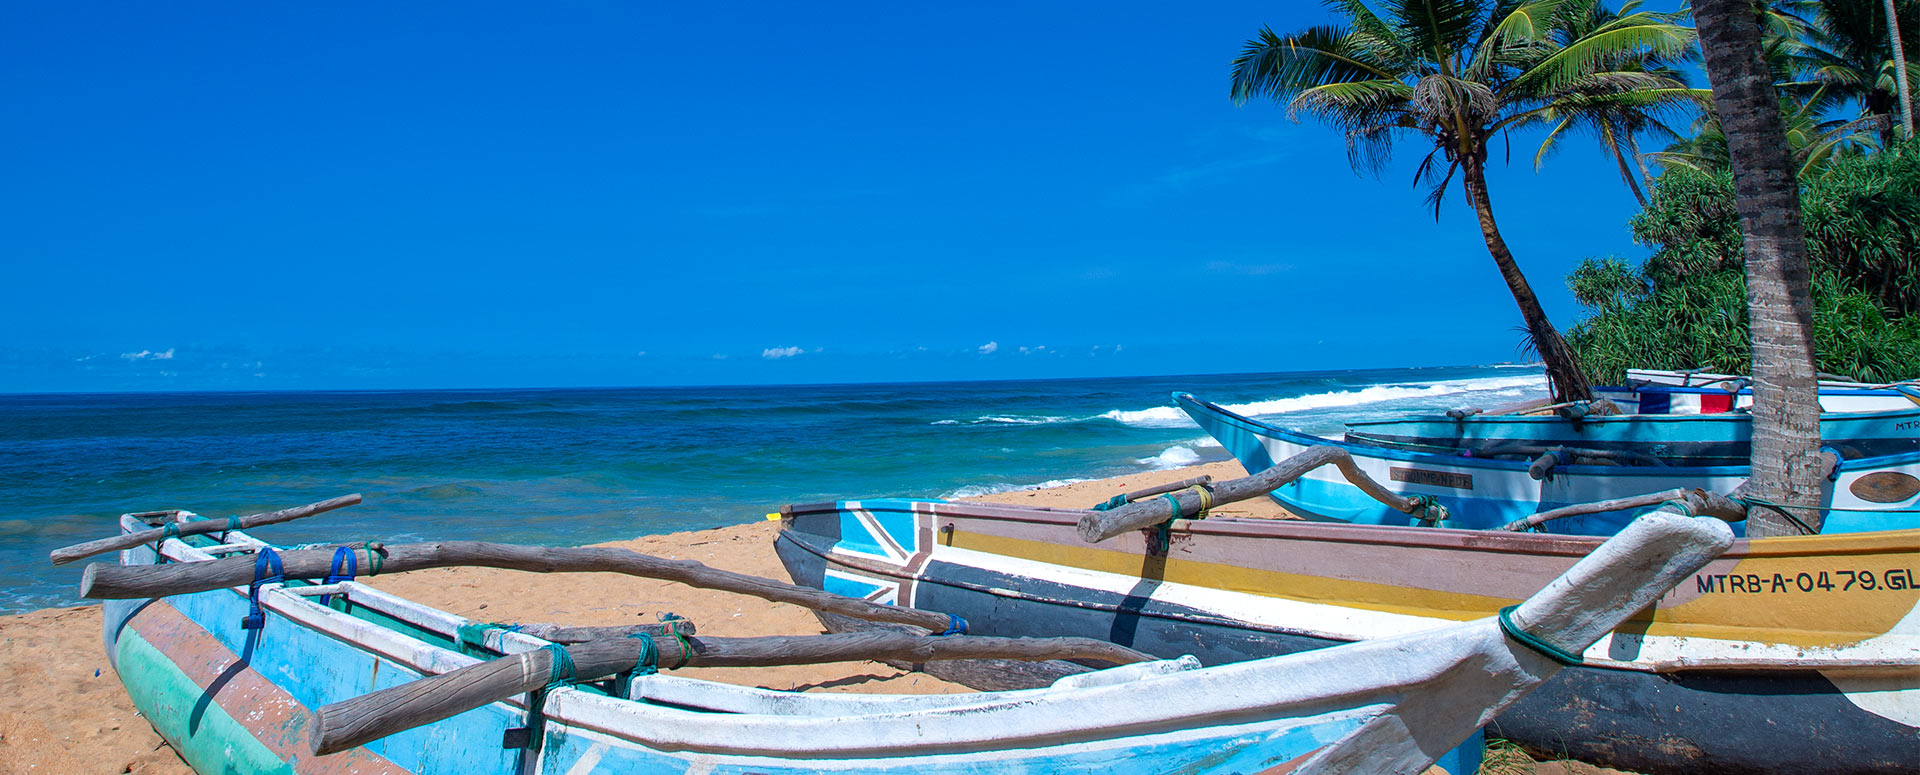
[{"x1": 126, "y1": 600, "x2": 409, "y2": 774}]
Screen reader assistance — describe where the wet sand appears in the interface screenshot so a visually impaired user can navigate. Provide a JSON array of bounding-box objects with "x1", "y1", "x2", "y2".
[{"x1": 0, "y1": 459, "x2": 1629, "y2": 774}]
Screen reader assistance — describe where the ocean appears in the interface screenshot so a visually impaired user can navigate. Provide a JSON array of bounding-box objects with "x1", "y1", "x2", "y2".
[{"x1": 0, "y1": 364, "x2": 1544, "y2": 613}]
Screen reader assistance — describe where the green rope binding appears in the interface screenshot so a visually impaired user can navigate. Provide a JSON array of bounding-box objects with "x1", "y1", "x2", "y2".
[
  {"x1": 510, "y1": 644, "x2": 578, "y2": 752},
  {"x1": 668, "y1": 631, "x2": 695, "y2": 669},
  {"x1": 1497, "y1": 605, "x2": 1585, "y2": 666},
  {"x1": 1740, "y1": 496, "x2": 1818, "y2": 535},
  {"x1": 455, "y1": 622, "x2": 499, "y2": 656},
  {"x1": 1091, "y1": 494, "x2": 1129, "y2": 511},
  {"x1": 612, "y1": 633, "x2": 661, "y2": 698},
  {"x1": 544, "y1": 644, "x2": 576, "y2": 685}
]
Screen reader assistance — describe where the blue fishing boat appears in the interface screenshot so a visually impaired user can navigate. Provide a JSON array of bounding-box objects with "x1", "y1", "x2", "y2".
[
  {"x1": 1344, "y1": 406, "x2": 1920, "y2": 465},
  {"x1": 96, "y1": 508, "x2": 1730, "y2": 774},
  {"x1": 1596, "y1": 369, "x2": 1920, "y2": 414},
  {"x1": 1178, "y1": 392, "x2": 1920, "y2": 535}
]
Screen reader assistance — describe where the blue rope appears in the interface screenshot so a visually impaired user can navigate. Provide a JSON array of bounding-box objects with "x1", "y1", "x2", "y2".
[
  {"x1": 1497, "y1": 605, "x2": 1584, "y2": 666},
  {"x1": 320, "y1": 546, "x2": 357, "y2": 606},
  {"x1": 939, "y1": 614, "x2": 969, "y2": 636},
  {"x1": 241, "y1": 548, "x2": 284, "y2": 630}
]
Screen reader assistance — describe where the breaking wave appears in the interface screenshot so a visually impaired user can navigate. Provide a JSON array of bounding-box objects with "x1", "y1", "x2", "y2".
[
  {"x1": 1100, "y1": 374, "x2": 1546, "y2": 429},
  {"x1": 944, "y1": 478, "x2": 1092, "y2": 499}
]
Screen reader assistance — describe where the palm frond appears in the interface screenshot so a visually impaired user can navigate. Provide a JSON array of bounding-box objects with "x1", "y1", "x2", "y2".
[{"x1": 1230, "y1": 25, "x2": 1396, "y2": 105}]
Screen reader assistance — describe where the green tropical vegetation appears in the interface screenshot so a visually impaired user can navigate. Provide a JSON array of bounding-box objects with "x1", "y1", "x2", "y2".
[
  {"x1": 1561, "y1": 0, "x2": 1919, "y2": 387},
  {"x1": 1567, "y1": 146, "x2": 1920, "y2": 383}
]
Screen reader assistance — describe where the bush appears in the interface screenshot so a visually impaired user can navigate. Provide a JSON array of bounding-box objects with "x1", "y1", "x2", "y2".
[{"x1": 1568, "y1": 145, "x2": 1920, "y2": 385}]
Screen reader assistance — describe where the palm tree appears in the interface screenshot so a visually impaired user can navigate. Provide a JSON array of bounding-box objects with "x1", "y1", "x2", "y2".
[
  {"x1": 1649, "y1": 86, "x2": 1887, "y2": 176},
  {"x1": 1229, "y1": 0, "x2": 1698, "y2": 401},
  {"x1": 1690, "y1": 0, "x2": 1831, "y2": 536},
  {"x1": 1534, "y1": 0, "x2": 1704, "y2": 205},
  {"x1": 1784, "y1": 0, "x2": 1919, "y2": 143}
]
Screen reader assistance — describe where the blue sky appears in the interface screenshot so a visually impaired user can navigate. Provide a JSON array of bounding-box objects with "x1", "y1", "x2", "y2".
[{"x1": 1, "y1": 2, "x2": 1664, "y2": 392}]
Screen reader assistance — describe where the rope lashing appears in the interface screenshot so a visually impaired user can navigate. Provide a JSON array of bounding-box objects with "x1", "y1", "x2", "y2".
[
  {"x1": 365, "y1": 542, "x2": 387, "y2": 576},
  {"x1": 1092, "y1": 494, "x2": 1130, "y2": 511},
  {"x1": 1740, "y1": 496, "x2": 1818, "y2": 535},
  {"x1": 1657, "y1": 499, "x2": 1695, "y2": 516},
  {"x1": 1158, "y1": 492, "x2": 1184, "y2": 519},
  {"x1": 544, "y1": 644, "x2": 576, "y2": 685},
  {"x1": 939, "y1": 613, "x2": 969, "y2": 636},
  {"x1": 507, "y1": 644, "x2": 580, "y2": 752},
  {"x1": 668, "y1": 632, "x2": 695, "y2": 669},
  {"x1": 1182, "y1": 484, "x2": 1214, "y2": 518},
  {"x1": 454, "y1": 622, "x2": 523, "y2": 656},
  {"x1": 217, "y1": 515, "x2": 241, "y2": 542},
  {"x1": 612, "y1": 632, "x2": 661, "y2": 698},
  {"x1": 151, "y1": 522, "x2": 182, "y2": 558},
  {"x1": 241, "y1": 547, "x2": 284, "y2": 630},
  {"x1": 1497, "y1": 605, "x2": 1585, "y2": 666},
  {"x1": 455, "y1": 622, "x2": 496, "y2": 655},
  {"x1": 320, "y1": 546, "x2": 358, "y2": 606},
  {"x1": 1405, "y1": 494, "x2": 1444, "y2": 526}
]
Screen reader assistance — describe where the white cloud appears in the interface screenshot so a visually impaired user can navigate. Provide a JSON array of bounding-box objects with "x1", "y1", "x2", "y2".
[
  {"x1": 120, "y1": 348, "x2": 175, "y2": 361},
  {"x1": 1205, "y1": 260, "x2": 1293, "y2": 276},
  {"x1": 762, "y1": 346, "x2": 805, "y2": 359},
  {"x1": 978, "y1": 341, "x2": 998, "y2": 355}
]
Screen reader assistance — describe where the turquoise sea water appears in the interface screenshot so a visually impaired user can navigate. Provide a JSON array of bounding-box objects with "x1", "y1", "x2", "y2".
[{"x1": 0, "y1": 364, "x2": 1543, "y2": 613}]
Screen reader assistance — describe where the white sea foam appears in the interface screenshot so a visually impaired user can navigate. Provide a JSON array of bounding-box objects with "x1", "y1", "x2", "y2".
[
  {"x1": 944, "y1": 478, "x2": 1092, "y2": 499},
  {"x1": 1101, "y1": 374, "x2": 1547, "y2": 429},
  {"x1": 1137, "y1": 445, "x2": 1202, "y2": 469}
]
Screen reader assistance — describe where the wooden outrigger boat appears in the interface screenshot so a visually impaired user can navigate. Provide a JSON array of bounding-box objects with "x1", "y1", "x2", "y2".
[
  {"x1": 1180, "y1": 392, "x2": 1920, "y2": 535},
  {"x1": 1343, "y1": 405, "x2": 1920, "y2": 465},
  {"x1": 1599, "y1": 368, "x2": 1920, "y2": 414},
  {"x1": 775, "y1": 488, "x2": 1920, "y2": 774},
  {"x1": 82, "y1": 503, "x2": 1728, "y2": 774}
]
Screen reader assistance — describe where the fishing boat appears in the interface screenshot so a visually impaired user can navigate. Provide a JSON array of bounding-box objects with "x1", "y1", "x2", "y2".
[
  {"x1": 94, "y1": 508, "x2": 1724, "y2": 774},
  {"x1": 1599, "y1": 369, "x2": 1920, "y2": 414},
  {"x1": 775, "y1": 494, "x2": 1920, "y2": 775},
  {"x1": 1181, "y1": 392, "x2": 1920, "y2": 535},
  {"x1": 1343, "y1": 405, "x2": 1920, "y2": 465}
]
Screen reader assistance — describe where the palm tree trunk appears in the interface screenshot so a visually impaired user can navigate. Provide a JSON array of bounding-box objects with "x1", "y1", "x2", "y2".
[
  {"x1": 1459, "y1": 154, "x2": 1593, "y2": 403},
  {"x1": 1693, "y1": 0, "x2": 1829, "y2": 536},
  {"x1": 1889, "y1": 0, "x2": 1914, "y2": 140}
]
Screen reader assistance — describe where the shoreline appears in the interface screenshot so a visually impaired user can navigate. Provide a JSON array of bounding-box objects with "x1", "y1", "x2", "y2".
[{"x1": 0, "y1": 460, "x2": 1618, "y2": 774}]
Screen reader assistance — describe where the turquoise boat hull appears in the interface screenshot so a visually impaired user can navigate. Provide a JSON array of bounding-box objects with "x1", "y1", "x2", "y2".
[
  {"x1": 1179, "y1": 392, "x2": 1920, "y2": 536},
  {"x1": 1345, "y1": 406, "x2": 1920, "y2": 465},
  {"x1": 104, "y1": 516, "x2": 1491, "y2": 774}
]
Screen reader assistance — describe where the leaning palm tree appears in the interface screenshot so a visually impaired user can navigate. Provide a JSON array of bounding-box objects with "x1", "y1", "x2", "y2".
[
  {"x1": 1230, "y1": 0, "x2": 1698, "y2": 401},
  {"x1": 1690, "y1": 0, "x2": 1830, "y2": 536},
  {"x1": 1784, "y1": 0, "x2": 1919, "y2": 143}
]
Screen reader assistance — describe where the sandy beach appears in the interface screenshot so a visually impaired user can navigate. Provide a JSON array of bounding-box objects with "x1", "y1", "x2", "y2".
[{"x1": 0, "y1": 459, "x2": 1622, "y2": 774}]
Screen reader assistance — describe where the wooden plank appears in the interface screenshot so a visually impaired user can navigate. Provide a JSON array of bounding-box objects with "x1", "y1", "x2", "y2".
[
  {"x1": 50, "y1": 495, "x2": 363, "y2": 565},
  {"x1": 308, "y1": 631, "x2": 1153, "y2": 755},
  {"x1": 1077, "y1": 446, "x2": 1440, "y2": 543},
  {"x1": 81, "y1": 540, "x2": 959, "y2": 633}
]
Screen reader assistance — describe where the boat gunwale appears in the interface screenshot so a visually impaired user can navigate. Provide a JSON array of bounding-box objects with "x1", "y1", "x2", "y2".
[
  {"x1": 115, "y1": 514, "x2": 1459, "y2": 761},
  {"x1": 782, "y1": 501, "x2": 1920, "y2": 559},
  {"x1": 1177, "y1": 392, "x2": 1920, "y2": 476}
]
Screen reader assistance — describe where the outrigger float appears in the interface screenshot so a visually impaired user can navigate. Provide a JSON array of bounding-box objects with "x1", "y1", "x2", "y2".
[{"x1": 66, "y1": 496, "x2": 1728, "y2": 774}]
